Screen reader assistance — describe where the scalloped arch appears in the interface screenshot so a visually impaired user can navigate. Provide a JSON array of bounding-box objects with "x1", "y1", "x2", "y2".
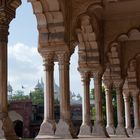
[{"x1": 118, "y1": 28, "x2": 140, "y2": 42}]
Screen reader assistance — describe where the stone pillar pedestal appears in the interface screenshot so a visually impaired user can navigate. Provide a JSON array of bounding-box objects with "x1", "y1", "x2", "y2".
[
  {"x1": 0, "y1": 26, "x2": 18, "y2": 140},
  {"x1": 114, "y1": 80, "x2": 127, "y2": 136},
  {"x1": 132, "y1": 90, "x2": 140, "y2": 137},
  {"x1": 35, "y1": 54, "x2": 56, "y2": 140},
  {"x1": 55, "y1": 53, "x2": 77, "y2": 139},
  {"x1": 79, "y1": 72, "x2": 92, "y2": 136},
  {"x1": 123, "y1": 91, "x2": 132, "y2": 136},
  {"x1": 103, "y1": 81, "x2": 115, "y2": 135},
  {"x1": 92, "y1": 72, "x2": 109, "y2": 137}
]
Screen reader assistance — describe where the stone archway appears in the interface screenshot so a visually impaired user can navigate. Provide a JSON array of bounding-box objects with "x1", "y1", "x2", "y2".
[
  {"x1": 1, "y1": 0, "x2": 140, "y2": 140},
  {"x1": 8, "y1": 111, "x2": 23, "y2": 138},
  {"x1": 13, "y1": 120, "x2": 23, "y2": 138}
]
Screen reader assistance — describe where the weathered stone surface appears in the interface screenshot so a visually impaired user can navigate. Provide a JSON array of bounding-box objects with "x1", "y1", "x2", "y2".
[
  {"x1": 79, "y1": 124, "x2": 92, "y2": 136},
  {"x1": 37, "y1": 121, "x2": 56, "y2": 136},
  {"x1": 2, "y1": 116, "x2": 18, "y2": 140},
  {"x1": 55, "y1": 120, "x2": 77, "y2": 139},
  {"x1": 126, "y1": 128, "x2": 133, "y2": 136},
  {"x1": 92, "y1": 122, "x2": 109, "y2": 138},
  {"x1": 133, "y1": 128, "x2": 140, "y2": 137},
  {"x1": 116, "y1": 125, "x2": 128, "y2": 136},
  {"x1": 0, "y1": 120, "x2": 5, "y2": 139},
  {"x1": 106, "y1": 126, "x2": 115, "y2": 135}
]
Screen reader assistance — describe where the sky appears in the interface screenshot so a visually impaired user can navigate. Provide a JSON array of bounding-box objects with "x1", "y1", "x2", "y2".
[{"x1": 8, "y1": 0, "x2": 85, "y2": 95}]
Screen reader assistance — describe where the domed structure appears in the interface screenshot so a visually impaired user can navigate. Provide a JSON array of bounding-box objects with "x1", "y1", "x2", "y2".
[{"x1": 34, "y1": 80, "x2": 44, "y2": 90}]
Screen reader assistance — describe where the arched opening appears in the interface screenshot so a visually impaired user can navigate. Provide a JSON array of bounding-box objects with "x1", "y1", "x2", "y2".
[
  {"x1": 70, "y1": 46, "x2": 82, "y2": 134},
  {"x1": 8, "y1": 0, "x2": 42, "y2": 138},
  {"x1": 13, "y1": 120, "x2": 23, "y2": 138},
  {"x1": 8, "y1": 0, "x2": 41, "y2": 96}
]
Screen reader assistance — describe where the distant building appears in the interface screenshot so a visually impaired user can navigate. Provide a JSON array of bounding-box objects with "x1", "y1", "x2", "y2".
[{"x1": 33, "y1": 78, "x2": 78, "y2": 103}]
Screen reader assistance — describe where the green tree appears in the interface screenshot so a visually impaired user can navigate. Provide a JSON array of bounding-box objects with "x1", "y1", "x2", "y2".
[
  {"x1": 11, "y1": 90, "x2": 29, "y2": 101},
  {"x1": 30, "y1": 89, "x2": 44, "y2": 105}
]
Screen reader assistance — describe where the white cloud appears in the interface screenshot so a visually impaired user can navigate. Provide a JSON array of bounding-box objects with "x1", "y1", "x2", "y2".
[
  {"x1": 8, "y1": 43, "x2": 83, "y2": 95},
  {"x1": 8, "y1": 43, "x2": 43, "y2": 94}
]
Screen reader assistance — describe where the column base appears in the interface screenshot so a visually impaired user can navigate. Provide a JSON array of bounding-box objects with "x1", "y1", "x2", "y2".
[
  {"x1": 55, "y1": 119, "x2": 77, "y2": 139},
  {"x1": 0, "y1": 120, "x2": 5, "y2": 139},
  {"x1": 35, "y1": 120, "x2": 56, "y2": 139},
  {"x1": 133, "y1": 128, "x2": 140, "y2": 137},
  {"x1": 92, "y1": 121, "x2": 109, "y2": 138},
  {"x1": 126, "y1": 127, "x2": 133, "y2": 136},
  {"x1": 116, "y1": 125, "x2": 128, "y2": 137},
  {"x1": 0, "y1": 114, "x2": 18, "y2": 140},
  {"x1": 78, "y1": 124, "x2": 92, "y2": 136},
  {"x1": 106, "y1": 125, "x2": 115, "y2": 135}
]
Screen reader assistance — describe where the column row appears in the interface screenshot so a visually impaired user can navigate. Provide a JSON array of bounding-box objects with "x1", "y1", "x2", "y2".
[
  {"x1": 36, "y1": 52, "x2": 76, "y2": 139},
  {"x1": 123, "y1": 89, "x2": 140, "y2": 137},
  {"x1": 79, "y1": 71, "x2": 109, "y2": 137}
]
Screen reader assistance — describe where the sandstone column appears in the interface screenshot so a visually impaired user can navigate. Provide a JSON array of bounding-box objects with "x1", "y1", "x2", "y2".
[
  {"x1": 132, "y1": 89, "x2": 140, "y2": 137},
  {"x1": 103, "y1": 80, "x2": 115, "y2": 135},
  {"x1": 36, "y1": 53, "x2": 56, "y2": 139},
  {"x1": 123, "y1": 91, "x2": 132, "y2": 136},
  {"x1": 79, "y1": 72, "x2": 92, "y2": 136},
  {"x1": 55, "y1": 52, "x2": 76, "y2": 138},
  {"x1": 0, "y1": 25, "x2": 17, "y2": 140},
  {"x1": 114, "y1": 80, "x2": 127, "y2": 136},
  {"x1": 92, "y1": 71, "x2": 109, "y2": 137}
]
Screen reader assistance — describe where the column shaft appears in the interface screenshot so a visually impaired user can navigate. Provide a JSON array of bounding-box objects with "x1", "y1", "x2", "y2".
[
  {"x1": 124, "y1": 97, "x2": 131, "y2": 129},
  {"x1": 82, "y1": 73, "x2": 90, "y2": 125},
  {"x1": 79, "y1": 72, "x2": 91, "y2": 136},
  {"x1": 36, "y1": 55, "x2": 56, "y2": 138},
  {"x1": 116, "y1": 88, "x2": 124, "y2": 128},
  {"x1": 133, "y1": 95, "x2": 140, "y2": 129},
  {"x1": 94, "y1": 74, "x2": 102, "y2": 123},
  {"x1": 132, "y1": 90, "x2": 140, "y2": 137},
  {"x1": 55, "y1": 53, "x2": 76, "y2": 138},
  {"x1": 0, "y1": 25, "x2": 17, "y2": 140},
  {"x1": 59, "y1": 61, "x2": 70, "y2": 121},
  {"x1": 0, "y1": 42, "x2": 7, "y2": 113},
  {"x1": 44, "y1": 60, "x2": 54, "y2": 121},
  {"x1": 114, "y1": 80, "x2": 127, "y2": 136},
  {"x1": 92, "y1": 72, "x2": 109, "y2": 137},
  {"x1": 105, "y1": 86, "x2": 115, "y2": 135}
]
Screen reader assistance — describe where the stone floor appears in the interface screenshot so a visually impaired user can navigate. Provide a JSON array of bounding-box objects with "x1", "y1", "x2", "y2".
[
  {"x1": 33, "y1": 138, "x2": 140, "y2": 140},
  {"x1": 33, "y1": 136, "x2": 140, "y2": 140}
]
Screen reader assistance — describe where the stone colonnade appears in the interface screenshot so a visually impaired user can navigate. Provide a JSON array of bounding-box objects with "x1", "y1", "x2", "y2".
[
  {"x1": 0, "y1": 0, "x2": 140, "y2": 139},
  {"x1": 35, "y1": 51, "x2": 77, "y2": 139}
]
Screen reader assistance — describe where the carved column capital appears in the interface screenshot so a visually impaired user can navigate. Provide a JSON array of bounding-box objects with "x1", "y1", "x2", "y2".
[
  {"x1": 103, "y1": 80, "x2": 112, "y2": 92},
  {"x1": 131, "y1": 89, "x2": 139, "y2": 98},
  {"x1": 113, "y1": 79, "x2": 124, "y2": 89},
  {"x1": 57, "y1": 52, "x2": 70, "y2": 64},
  {"x1": 0, "y1": 24, "x2": 9, "y2": 42},
  {"x1": 123, "y1": 90, "x2": 130, "y2": 102},
  {"x1": 57, "y1": 52, "x2": 70, "y2": 71},
  {"x1": 93, "y1": 71, "x2": 102, "y2": 86},
  {"x1": 43, "y1": 53, "x2": 54, "y2": 71},
  {"x1": 80, "y1": 71, "x2": 90, "y2": 84}
]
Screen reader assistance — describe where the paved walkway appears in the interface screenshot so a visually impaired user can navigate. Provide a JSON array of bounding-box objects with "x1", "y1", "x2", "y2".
[{"x1": 34, "y1": 136, "x2": 140, "y2": 140}]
